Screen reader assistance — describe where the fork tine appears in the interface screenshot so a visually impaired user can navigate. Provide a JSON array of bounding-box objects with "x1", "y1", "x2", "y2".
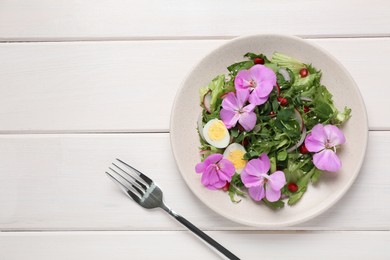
[
  {"x1": 111, "y1": 163, "x2": 147, "y2": 190},
  {"x1": 108, "y1": 167, "x2": 145, "y2": 196},
  {"x1": 105, "y1": 172, "x2": 141, "y2": 202},
  {"x1": 115, "y1": 158, "x2": 153, "y2": 185}
]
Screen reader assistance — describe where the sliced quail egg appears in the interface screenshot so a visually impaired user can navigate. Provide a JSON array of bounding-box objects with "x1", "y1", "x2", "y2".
[
  {"x1": 203, "y1": 119, "x2": 230, "y2": 148},
  {"x1": 223, "y1": 143, "x2": 247, "y2": 173}
]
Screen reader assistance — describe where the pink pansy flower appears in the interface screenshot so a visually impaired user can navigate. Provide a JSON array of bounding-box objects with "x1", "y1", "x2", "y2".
[
  {"x1": 195, "y1": 153, "x2": 235, "y2": 190},
  {"x1": 241, "y1": 153, "x2": 286, "y2": 202},
  {"x1": 220, "y1": 90, "x2": 257, "y2": 131},
  {"x1": 234, "y1": 64, "x2": 276, "y2": 105},
  {"x1": 305, "y1": 124, "x2": 346, "y2": 172}
]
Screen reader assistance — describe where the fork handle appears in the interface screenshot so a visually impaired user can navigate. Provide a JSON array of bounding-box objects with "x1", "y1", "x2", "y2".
[{"x1": 162, "y1": 206, "x2": 240, "y2": 260}]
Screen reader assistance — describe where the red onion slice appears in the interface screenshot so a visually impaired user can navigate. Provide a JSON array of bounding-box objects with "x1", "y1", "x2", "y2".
[
  {"x1": 278, "y1": 68, "x2": 291, "y2": 82},
  {"x1": 203, "y1": 91, "x2": 212, "y2": 113},
  {"x1": 300, "y1": 96, "x2": 313, "y2": 102},
  {"x1": 287, "y1": 108, "x2": 306, "y2": 153},
  {"x1": 287, "y1": 126, "x2": 307, "y2": 153},
  {"x1": 293, "y1": 108, "x2": 304, "y2": 131}
]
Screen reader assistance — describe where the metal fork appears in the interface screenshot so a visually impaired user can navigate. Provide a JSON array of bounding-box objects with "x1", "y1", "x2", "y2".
[{"x1": 106, "y1": 158, "x2": 240, "y2": 260}]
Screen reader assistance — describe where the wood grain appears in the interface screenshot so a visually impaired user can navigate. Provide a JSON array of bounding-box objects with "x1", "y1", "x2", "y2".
[
  {"x1": 0, "y1": 132, "x2": 388, "y2": 231},
  {"x1": 0, "y1": 231, "x2": 389, "y2": 259},
  {"x1": 0, "y1": 0, "x2": 389, "y2": 41},
  {"x1": 1, "y1": 0, "x2": 389, "y2": 256},
  {"x1": 0, "y1": 38, "x2": 389, "y2": 132}
]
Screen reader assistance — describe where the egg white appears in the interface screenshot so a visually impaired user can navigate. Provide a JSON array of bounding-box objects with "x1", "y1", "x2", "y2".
[{"x1": 202, "y1": 119, "x2": 230, "y2": 148}]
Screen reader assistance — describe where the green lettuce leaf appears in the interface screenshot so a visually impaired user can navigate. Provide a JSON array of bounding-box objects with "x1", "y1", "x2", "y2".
[
  {"x1": 271, "y1": 52, "x2": 305, "y2": 73},
  {"x1": 199, "y1": 75, "x2": 226, "y2": 113}
]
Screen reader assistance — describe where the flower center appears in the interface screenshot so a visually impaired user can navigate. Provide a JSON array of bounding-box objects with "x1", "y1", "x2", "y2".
[
  {"x1": 325, "y1": 139, "x2": 332, "y2": 149},
  {"x1": 213, "y1": 164, "x2": 220, "y2": 171},
  {"x1": 249, "y1": 79, "x2": 257, "y2": 90},
  {"x1": 261, "y1": 173, "x2": 270, "y2": 184}
]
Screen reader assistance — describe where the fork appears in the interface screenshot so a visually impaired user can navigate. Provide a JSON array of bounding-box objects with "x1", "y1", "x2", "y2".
[{"x1": 106, "y1": 158, "x2": 240, "y2": 260}]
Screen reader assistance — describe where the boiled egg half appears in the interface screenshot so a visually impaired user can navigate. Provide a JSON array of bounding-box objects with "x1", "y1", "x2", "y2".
[
  {"x1": 223, "y1": 143, "x2": 247, "y2": 173},
  {"x1": 202, "y1": 119, "x2": 230, "y2": 148}
]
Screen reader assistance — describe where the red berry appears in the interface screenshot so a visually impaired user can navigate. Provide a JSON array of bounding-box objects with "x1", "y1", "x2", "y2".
[
  {"x1": 299, "y1": 68, "x2": 309, "y2": 78},
  {"x1": 303, "y1": 106, "x2": 310, "y2": 113},
  {"x1": 299, "y1": 144, "x2": 309, "y2": 154},
  {"x1": 288, "y1": 183, "x2": 298, "y2": 193},
  {"x1": 269, "y1": 111, "x2": 276, "y2": 117},
  {"x1": 222, "y1": 182, "x2": 230, "y2": 192},
  {"x1": 242, "y1": 137, "x2": 249, "y2": 147},
  {"x1": 254, "y1": 57, "x2": 264, "y2": 65},
  {"x1": 277, "y1": 97, "x2": 288, "y2": 106}
]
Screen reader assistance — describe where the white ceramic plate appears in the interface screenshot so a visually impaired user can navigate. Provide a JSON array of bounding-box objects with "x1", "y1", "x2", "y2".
[{"x1": 170, "y1": 34, "x2": 368, "y2": 227}]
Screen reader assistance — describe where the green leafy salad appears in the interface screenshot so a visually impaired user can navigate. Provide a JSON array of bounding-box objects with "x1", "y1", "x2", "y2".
[{"x1": 194, "y1": 52, "x2": 351, "y2": 209}]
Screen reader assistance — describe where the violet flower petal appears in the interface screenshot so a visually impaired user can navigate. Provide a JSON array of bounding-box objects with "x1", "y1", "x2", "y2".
[
  {"x1": 313, "y1": 149, "x2": 342, "y2": 172},
  {"x1": 204, "y1": 153, "x2": 223, "y2": 166},
  {"x1": 236, "y1": 89, "x2": 250, "y2": 108},
  {"x1": 234, "y1": 70, "x2": 252, "y2": 91},
  {"x1": 305, "y1": 133, "x2": 325, "y2": 153},
  {"x1": 311, "y1": 124, "x2": 327, "y2": 144},
  {"x1": 195, "y1": 162, "x2": 205, "y2": 174},
  {"x1": 217, "y1": 159, "x2": 235, "y2": 181},
  {"x1": 324, "y1": 124, "x2": 346, "y2": 147},
  {"x1": 243, "y1": 158, "x2": 263, "y2": 177},
  {"x1": 251, "y1": 80, "x2": 274, "y2": 98},
  {"x1": 265, "y1": 184, "x2": 282, "y2": 202},
  {"x1": 248, "y1": 185, "x2": 266, "y2": 201},
  {"x1": 221, "y1": 92, "x2": 239, "y2": 111},
  {"x1": 241, "y1": 170, "x2": 262, "y2": 188},
  {"x1": 250, "y1": 65, "x2": 277, "y2": 86},
  {"x1": 220, "y1": 109, "x2": 240, "y2": 129},
  {"x1": 242, "y1": 103, "x2": 256, "y2": 113},
  {"x1": 267, "y1": 171, "x2": 286, "y2": 191},
  {"x1": 207, "y1": 180, "x2": 227, "y2": 190},
  {"x1": 305, "y1": 124, "x2": 327, "y2": 152},
  {"x1": 248, "y1": 92, "x2": 270, "y2": 106},
  {"x1": 257, "y1": 153, "x2": 271, "y2": 174},
  {"x1": 238, "y1": 111, "x2": 257, "y2": 131},
  {"x1": 201, "y1": 165, "x2": 213, "y2": 186}
]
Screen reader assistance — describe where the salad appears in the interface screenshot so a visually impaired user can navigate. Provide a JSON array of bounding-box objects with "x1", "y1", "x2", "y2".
[{"x1": 195, "y1": 52, "x2": 351, "y2": 209}]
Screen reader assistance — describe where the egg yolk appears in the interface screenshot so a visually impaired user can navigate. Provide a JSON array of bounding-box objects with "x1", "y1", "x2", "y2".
[
  {"x1": 227, "y1": 150, "x2": 247, "y2": 170},
  {"x1": 208, "y1": 121, "x2": 227, "y2": 141}
]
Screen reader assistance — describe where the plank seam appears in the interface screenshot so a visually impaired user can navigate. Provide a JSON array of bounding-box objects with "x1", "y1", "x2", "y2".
[
  {"x1": 0, "y1": 35, "x2": 390, "y2": 43},
  {"x1": 0, "y1": 129, "x2": 388, "y2": 135}
]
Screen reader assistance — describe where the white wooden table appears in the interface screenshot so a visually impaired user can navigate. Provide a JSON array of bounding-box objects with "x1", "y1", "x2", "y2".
[{"x1": 0, "y1": 1, "x2": 389, "y2": 259}]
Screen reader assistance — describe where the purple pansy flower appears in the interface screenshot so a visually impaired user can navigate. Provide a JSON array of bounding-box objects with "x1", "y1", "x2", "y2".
[
  {"x1": 305, "y1": 124, "x2": 346, "y2": 172},
  {"x1": 234, "y1": 64, "x2": 276, "y2": 105},
  {"x1": 195, "y1": 153, "x2": 235, "y2": 190},
  {"x1": 220, "y1": 90, "x2": 257, "y2": 131},
  {"x1": 241, "y1": 153, "x2": 286, "y2": 202}
]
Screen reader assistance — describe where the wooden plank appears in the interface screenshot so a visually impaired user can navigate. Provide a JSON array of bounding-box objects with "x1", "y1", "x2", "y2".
[
  {"x1": 0, "y1": 231, "x2": 389, "y2": 259},
  {"x1": 0, "y1": 132, "x2": 389, "y2": 231},
  {"x1": 0, "y1": 38, "x2": 389, "y2": 132},
  {"x1": 0, "y1": 1, "x2": 389, "y2": 40}
]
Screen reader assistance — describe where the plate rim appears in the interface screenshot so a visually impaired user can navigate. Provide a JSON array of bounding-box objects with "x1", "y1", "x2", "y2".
[{"x1": 170, "y1": 33, "x2": 369, "y2": 227}]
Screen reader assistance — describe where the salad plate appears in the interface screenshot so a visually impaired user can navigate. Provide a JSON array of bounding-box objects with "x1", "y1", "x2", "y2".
[{"x1": 170, "y1": 34, "x2": 368, "y2": 227}]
